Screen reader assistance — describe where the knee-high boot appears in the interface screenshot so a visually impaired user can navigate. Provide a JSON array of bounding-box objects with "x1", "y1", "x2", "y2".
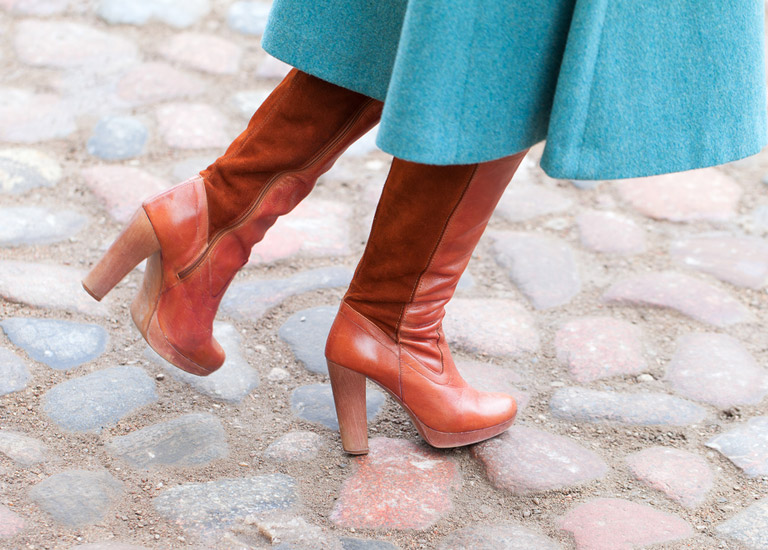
[
  {"x1": 82, "y1": 69, "x2": 382, "y2": 375},
  {"x1": 325, "y1": 151, "x2": 527, "y2": 453}
]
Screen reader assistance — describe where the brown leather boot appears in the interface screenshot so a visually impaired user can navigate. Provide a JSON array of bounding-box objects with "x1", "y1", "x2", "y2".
[
  {"x1": 82, "y1": 69, "x2": 382, "y2": 375},
  {"x1": 325, "y1": 152, "x2": 527, "y2": 453}
]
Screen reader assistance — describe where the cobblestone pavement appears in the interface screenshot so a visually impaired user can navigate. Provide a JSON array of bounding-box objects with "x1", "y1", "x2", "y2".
[{"x1": 2, "y1": 2, "x2": 768, "y2": 550}]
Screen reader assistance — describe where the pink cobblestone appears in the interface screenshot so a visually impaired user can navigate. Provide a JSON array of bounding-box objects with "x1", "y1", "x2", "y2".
[
  {"x1": 247, "y1": 198, "x2": 352, "y2": 264},
  {"x1": 576, "y1": 210, "x2": 646, "y2": 255},
  {"x1": 472, "y1": 426, "x2": 608, "y2": 494},
  {"x1": 158, "y1": 32, "x2": 241, "y2": 75},
  {"x1": 81, "y1": 166, "x2": 169, "y2": 223},
  {"x1": 558, "y1": 498, "x2": 693, "y2": 550},
  {"x1": 666, "y1": 333, "x2": 768, "y2": 408},
  {"x1": 670, "y1": 235, "x2": 768, "y2": 289},
  {"x1": 626, "y1": 447, "x2": 713, "y2": 508},
  {"x1": 0, "y1": 88, "x2": 76, "y2": 142},
  {"x1": 444, "y1": 298, "x2": 539, "y2": 358},
  {"x1": 330, "y1": 438, "x2": 460, "y2": 530},
  {"x1": 0, "y1": 505, "x2": 24, "y2": 537},
  {"x1": 603, "y1": 271, "x2": 752, "y2": 327},
  {"x1": 14, "y1": 20, "x2": 137, "y2": 69},
  {"x1": 156, "y1": 103, "x2": 230, "y2": 149},
  {"x1": 117, "y1": 63, "x2": 206, "y2": 105},
  {"x1": 617, "y1": 168, "x2": 741, "y2": 222},
  {"x1": 555, "y1": 316, "x2": 645, "y2": 382}
]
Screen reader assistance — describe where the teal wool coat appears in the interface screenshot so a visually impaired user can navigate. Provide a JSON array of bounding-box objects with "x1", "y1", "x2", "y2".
[{"x1": 262, "y1": 1, "x2": 768, "y2": 179}]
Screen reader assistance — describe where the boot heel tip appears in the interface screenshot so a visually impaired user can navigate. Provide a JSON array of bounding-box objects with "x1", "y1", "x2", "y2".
[
  {"x1": 81, "y1": 281, "x2": 104, "y2": 302},
  {"x1": 343, "y1": 447, "x2": 369, "y2": 455}
]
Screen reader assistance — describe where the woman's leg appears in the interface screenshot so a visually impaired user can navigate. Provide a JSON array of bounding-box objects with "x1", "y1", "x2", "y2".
[
  {"x1": 325, "y1": 151, "x2": 527, "y2": 453},
  {"x1": 83, "y1": 69, "x2": 382, "y2": 375}
]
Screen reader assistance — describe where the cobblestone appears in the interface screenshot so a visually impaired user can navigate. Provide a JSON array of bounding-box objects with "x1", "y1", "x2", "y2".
[
  {"x1": 444, "y1": 298, "x2": 539, "y2": 357},
  {"x1": 716, "y1": 498, "x2": 768, "y2": 549},
  {"x1": 0, "y1": 148, "x2": 62, "y2": 194},
  {"x1": 156, "y1": 103, "x2": 230, "y2": 149},
  {"x1": 86, "y1": 116, "x2": 148, "y2": 160},
  {"x1": 0, "y1": 207, "x2": 87, "y2": 246},
  {"x1": 81, "y1": 165, "x2": 168, "y2": 223},
  {"x1": 0, "y1": 88, "x2": 76, "y2": 142},
  {"x1": 494, "y1": 183, "x2": 572, "y2": 222},
  {"x1": 116, "y1": 62, "x2": 206, "y2": 105},
  {"x1": 14, "y1": 20, "x2": 137, "y2": 69},
  {"x1": 0, "y1": 505, "x2": 25, "y2": 538},
  {"x1": 148, "y1": 322, "x2": 259, "y2": 403},
  {"x1": 438, "y1": 523, "x2": 563, "y2": 550},
  {"x1": 249, "y1": 198, "x2": 353, "y2": 263},
  {"x1": 331, "y1": 438, "x2": 460, "y2": 530},
  {"x1": 278, "y1": 306, "x2": 336, "y2": 375},
  {"x1": 227, "y1": 1, "x2": 272, "y2": 35},
  {"x1": 290, "y1": 383, "x2": 385, "y2": 431},
  {"x1": 0, "y1": 260, "x2": 108, "y2": 316},
  {"x1": 670, "y1": 235, "x2": 768, "y2": 289},
  {"x1": 221, "y1": 267, "x2": 353, "y2": 321},
  {"x1": 1, "y1": 317, "x2": 108, "y2": 370},
  {"x1": 603, "y1": 271, "x2": 752, "y2": 327},
  {"x1": 626, "y1": 447, "x2": 713, "y2": 508},
  {"x1": 0, "y1": 0, "x2": 69, "y2": 16},
  {"x1": 550, "y1": 387, "x2": 707, "y2": 426},
  {"x1": 617, "y1": 168, "x2": 742, "y2": 222},
  {"x1": 98, "y1": 0, "x2": 210, "y2": 28},
  {"x1": 264, "y1": 431, "x2": 326, "y2": 462},
  {"x1": 665, "y1": 333, "x2": 768, "y2": 408},
  {"x1": 576, "y1": 210, "x2": 646, "y2": 255},
  {"x1": 555, "y1": 317, "x2": 645, "y2": 382},
  {"x1": 472, "y1": 426, "x2": 607, "y2": 493},
  {"x1": 707, "y1": 417, "x2": 768, "y2": 477},
  {"x1": 43, "y1": 366, "x2": 158, "y2": 432},
  {"x1": 158, "y1": 32, "x2": 241, "y2": 75},
  {"x1": 0, "y1": 347, "x2": 30, "y2": 396},
  {"x1": 29, "y1": 470, "x2": 123, "y2": 527},
  {"x1": 106, "y1": 413, "x2": 228, "y2": 469},
  {"x1": 153, "y1": 474, "x2": 296, "y2": 536},
  {"x1": 491, "y1": 231, "x2": 581, "y2": 309},
  {"x1": 558, "y1": 498, "x2": 693, "y2": 550},
  {"x1": 0, "y1": 431, "x2": 48, "y2": 467}
]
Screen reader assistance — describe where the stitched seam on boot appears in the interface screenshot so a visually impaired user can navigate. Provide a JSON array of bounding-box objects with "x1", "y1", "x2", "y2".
[
  {"x1": 178, "y1": 99, "x2": 378, "y2": 281},
  {"x1": 396, "y1": 164, "x2": 479, "y2": 375}
]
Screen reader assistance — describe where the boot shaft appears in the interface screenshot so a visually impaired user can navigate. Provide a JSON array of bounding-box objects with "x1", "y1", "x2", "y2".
[{"x1": 344, "y1": 152, "x2": 528, "y2": 345}]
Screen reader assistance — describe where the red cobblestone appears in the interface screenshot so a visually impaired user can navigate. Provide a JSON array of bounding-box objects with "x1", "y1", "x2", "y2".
[{"x1": 330, "y1": 438, "x2": 460, "y2": 530}]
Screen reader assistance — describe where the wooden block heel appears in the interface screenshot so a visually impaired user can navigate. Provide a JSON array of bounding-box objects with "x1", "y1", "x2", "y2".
[
  {"x1": 327, "y1": 360, "x2": 369, "y2": 455},
  {"x1": 82, "y1": 208, "x2": 160, "y2": 301}
]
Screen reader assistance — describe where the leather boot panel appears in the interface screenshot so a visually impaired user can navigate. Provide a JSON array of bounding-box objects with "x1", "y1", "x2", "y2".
[
  {"x1": 142, "y1": 177, "x2": 208, "y2": 277},
  {"x1": 344, "y1": 160, "x2": 478, "y2": 337},
  {"x1": 325, "y1": 303, "x2": 403, "y2": 398}
]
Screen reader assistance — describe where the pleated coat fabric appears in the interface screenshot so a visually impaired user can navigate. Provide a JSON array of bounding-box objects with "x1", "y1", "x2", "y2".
[{"x1": 262, "y1": 0, "x2": 767, "y2": 180}]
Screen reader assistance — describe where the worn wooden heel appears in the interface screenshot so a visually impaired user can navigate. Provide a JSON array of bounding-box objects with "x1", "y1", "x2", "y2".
[
  {"x1": 82, "y1": 208, "x2": 160, "y2": 301},
  {"x1": 327, "y1": 360, "x2": 369, "y2": 455}
]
